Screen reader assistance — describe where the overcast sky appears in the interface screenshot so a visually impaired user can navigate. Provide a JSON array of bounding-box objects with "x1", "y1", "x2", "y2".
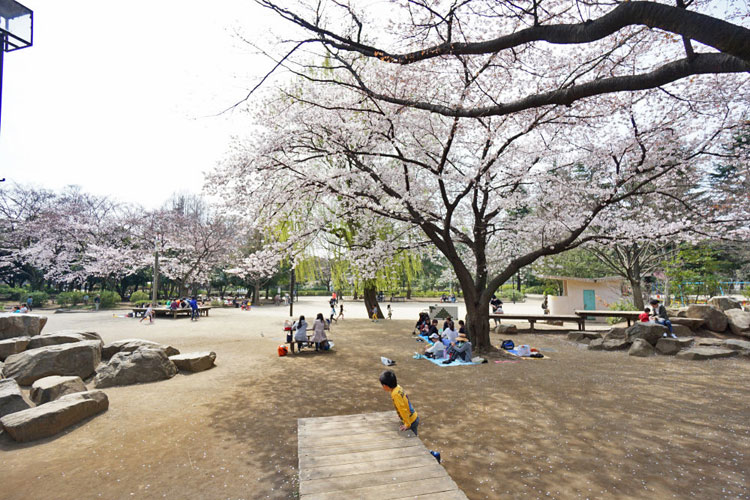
[{"x1": 0, "y1": 0, "x2": 278, "y2": 208}]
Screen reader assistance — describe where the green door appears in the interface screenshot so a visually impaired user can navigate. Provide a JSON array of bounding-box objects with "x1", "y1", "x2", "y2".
[{"x1": 583, "y1": 290, "x2": 596, "y2": 316}]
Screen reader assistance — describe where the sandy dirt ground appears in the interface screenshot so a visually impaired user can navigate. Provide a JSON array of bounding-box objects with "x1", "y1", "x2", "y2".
[{"x1": 2, "y1": 297, "x2": 750, "y2": 500}]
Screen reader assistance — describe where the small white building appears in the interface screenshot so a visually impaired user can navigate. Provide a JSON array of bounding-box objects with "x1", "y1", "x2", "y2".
[{"x1": 541, "y1": 275, "x2": 624, "y2": 316}]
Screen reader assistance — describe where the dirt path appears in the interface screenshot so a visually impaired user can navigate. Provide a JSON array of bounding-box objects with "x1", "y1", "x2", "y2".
[{"x1": 2, "y1": 303, "x2": 749, "y2": 499}]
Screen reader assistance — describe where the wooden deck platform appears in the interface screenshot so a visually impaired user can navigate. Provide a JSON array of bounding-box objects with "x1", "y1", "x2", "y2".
[{"x1": 297, "y1": 411, "x2": 467, "y2": 500}]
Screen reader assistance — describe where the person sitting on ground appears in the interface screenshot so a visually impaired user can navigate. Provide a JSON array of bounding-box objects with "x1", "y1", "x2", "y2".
[
  {"x1": 11, "y1": 305, "x2": 21, "y2": 313},
  {"x1": 427, "y1": 319, "x2": 439, "y2": 337},
  {"x1": 457, "y1": 320, "x2": 466, "y2": 334},
  {"x1": 442, "y1": 316, "x2": 452, "y2": 331},
  {"x1": 312, "y1": 313, "x2": 328, "y2": 351},
  {"x1": 445, "y1": 333, "x2": 473, "y2": 363},
  {"x1": 293, "y1": 315, "x2": 309, "y2": 350},
  {"x1": 649, "y1": 299, "x2": 676, "y2": 338},
  {"x1": 639, "y1": 307, "x2": 651, "y2": 322},
  {"x1": 443, "y1": 321, "x2": 458, "y2": 345},
  {"x1": 414, "y1": 313, "x2": 428, "y2": 334},
  {"x1": 424, "y1": 333, "x2": 446, "y2": 359},
  {"x1": 19, "y1": 304, "x2": 28, "y2": 314}
]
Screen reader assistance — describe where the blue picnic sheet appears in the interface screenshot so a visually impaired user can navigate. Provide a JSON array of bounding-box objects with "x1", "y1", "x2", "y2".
[{"x1": 413, "y1": 353, "x2": 480, "y2": 366}]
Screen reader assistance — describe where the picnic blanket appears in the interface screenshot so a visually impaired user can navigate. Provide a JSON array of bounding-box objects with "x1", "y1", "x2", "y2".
[
  {"x1": 503, "y1": 348, "x2": 550, "y2": 359},
  {"x1": 413, "y1": 353, "x2": 480, "y2": 366}
]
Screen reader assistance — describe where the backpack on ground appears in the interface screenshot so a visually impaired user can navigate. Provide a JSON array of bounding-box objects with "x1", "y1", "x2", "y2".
[{"x1": 501, "y1": 339, "x2": 515, "y2": 350}]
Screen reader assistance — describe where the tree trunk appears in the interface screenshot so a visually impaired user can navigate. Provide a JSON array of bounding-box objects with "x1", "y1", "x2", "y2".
[
  {"x1": 253, "y1": 282, "x2": 261, "y2": 305},
  {"x1": 406, "y1": 282, "x2": 412, "y2": 299},
  {"x1": 464, "y1": 293, "x2": 492, "y2": 352},
  {"x1": 363, "y1": 283, "x2": 383, "y2": 318},
  {"x1": 631, "y1": 278, "x2": 645, "y2": 310}
]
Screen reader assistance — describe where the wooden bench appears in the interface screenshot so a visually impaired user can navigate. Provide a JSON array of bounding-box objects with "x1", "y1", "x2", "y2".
[
  {"x1": 285, "y1": 323, "x2": 331, "y2": 353},
  {"x1": 132, "y1": 306, "x2": 211, "y2": 319},
  {"x1": 574, "y1": 309, "x2": 642, "y2": 326},
  {"x1": 489, "y1": 313, "x2": 586, "y2": 331}
]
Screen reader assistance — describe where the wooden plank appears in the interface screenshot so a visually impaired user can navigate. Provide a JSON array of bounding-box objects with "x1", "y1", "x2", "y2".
[
  {"x1": 298, "y1": 423, "x2": 403, "y2": 438},
  {"x1": 300, "y1": 464, "x2": 447, "y2": 496},
  {"x1": 298, "y1": 429, "x2": 400, "y2": 447},
  {"x1": 302, "y1": 476, "x2": 461, "y2": 500},
  {"x1": 300, "y1": 437, "x2": 420, "y2": 457},
  {"x1": 299, "y1": 443, "x2": 426, "y2": 469},
  {"x1": 299, "y1": 454, "x2": 438, "y2": 481},
  {"x1": 298, "y1": 411, "x2": 393, "y2": 426},
  {"x1": 399, "y1": 490, "x2": 469, "y2": 500}
]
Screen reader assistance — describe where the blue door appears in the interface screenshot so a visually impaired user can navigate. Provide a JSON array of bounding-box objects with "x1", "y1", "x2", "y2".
[{"x1": 583, "y1": 290, "x2": 596, "y2": 315}]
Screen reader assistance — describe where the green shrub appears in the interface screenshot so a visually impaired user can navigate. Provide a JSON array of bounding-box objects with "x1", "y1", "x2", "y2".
[
  {"x1": 27, "y1": 292, "x2": 49, "y2": 308},
  {"x1": 98, "y1": 290, "x2": 122, "y2": 309},
  {"x1": 606, "y1": 299, "x2": 636, "y2": 325},
  {"x1": 129, "y1": 291, "x2": 150, "y2": 305},
  {"x1": 56, "y1": 291, "x2": 85, "y2": 306},
  {"x1": 3, "y1": 287, "x2": 28, "y2": 301},
  {"x1": 210, "y1": 299, "x2": 224, "y2": 307}
]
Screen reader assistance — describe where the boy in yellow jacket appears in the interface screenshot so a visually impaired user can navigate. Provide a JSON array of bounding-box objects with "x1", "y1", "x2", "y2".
[{"x1": 380, "y1": 370, "x2": 419, "y2": 436}]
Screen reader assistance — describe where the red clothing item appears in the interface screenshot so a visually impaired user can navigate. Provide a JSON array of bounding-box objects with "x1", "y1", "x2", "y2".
[{"x1": 638, "y1": 312, "x2": 650, "y2": 322}]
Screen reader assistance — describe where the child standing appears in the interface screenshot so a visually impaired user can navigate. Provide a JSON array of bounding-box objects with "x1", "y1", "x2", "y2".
[
  {"x1": 371, "y1": 305, "x2": 379, "y2": 322},
  {"x1": 387, "y1": 304, "x2": 392, "y2": 319},
  {"x1": 379, "y1": 370, "x2": 419, "y2": 436}
]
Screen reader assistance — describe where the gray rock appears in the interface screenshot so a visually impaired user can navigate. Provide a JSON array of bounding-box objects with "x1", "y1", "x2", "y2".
[
  {"x1": 169, "y1": 352, "x2": 216, "y2": 372},
  {"x1": 495, "y1": 324, "x2": 518, "y2": 334},
  {"x1": 629, "y1": 338, "x2": 655, "y2": 357},
  {"x1": 603, "y1": 327, "x2": 627, "y2": 341},
  {"x1": 724, "y1": 339, "x2": 750, "y2": 355},
  {"x1": 94, "y1": 347, "x2": 178, "y2": 388},
  {"x1": 602, "y1": 339, "x2": 632, "y2": 351},
  {"x1": 102, "y1": 339, "x2": 180, "y2": 360},
  {"x1": 694, "y1": 338, "x2": 726, "y2": 347},
  {"x1": 1, "y1": 341, "x2": 102, "y2": 386},
  {"x1": 567, "y1": 331, "x2": 601, "y2": 344},
  {"x1": 30, "y1": 375, "x2": 88, "y2": 404},
  {"x1": 588, "y1": 338, "x2": 605, "y2": 351},
  {"x1": 655, "y1": 337, "x2": 694, "y2": 355},
  {"x1": 625, "y1": 323, "x2": 667, "y2": 346},
  {"x1": 675, "y1": 308, "x2": 689, "y2": 318},
  {"x1": 725, "y1": 309, "x2": 750, "y2": 337},
  {"x1": 0, "y1": 379, "x2": 31, "y2": 418},
  {"x1": 670, "y1": 324, "x2": 693, "y2": 338},
  {"x1": 707, "y1": 296, "x2": 741, "y2": 311},
  {"x1": 676, "y1": 347, "x2": 738, "y2": 361},
  {"x1": 0, "y1": 390, "x2": 108, "y2": 442},
  {"x1": 670, "y1": 317, "x2": 705, "y2": 330},
  {"x1": 0, "y1": 313, "x2": 48, "y2": 340},
  {"x1": 686, "y1": 305, "x2": 728, "y2": 333},
  {"x1": 0, "y1": 336, "x2": 31, "y2": 360},
  {"x1": 28, "y1": 331, "x2": 103, "y2": 350}
]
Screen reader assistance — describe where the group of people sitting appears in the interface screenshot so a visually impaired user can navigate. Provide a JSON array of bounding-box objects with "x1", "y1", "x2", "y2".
[
  {"x1": 440, "y1": 294, "x2": 457, "y2": 303},
  {"x1": 415, "y1": 314, "x2": 473, "y2": 363},
  {"x1": 639, "y1": 298, "x2": 676, "y2": 338},
  {"x1": 288, "y1": 313, "x2": 331, "y2": 351}
]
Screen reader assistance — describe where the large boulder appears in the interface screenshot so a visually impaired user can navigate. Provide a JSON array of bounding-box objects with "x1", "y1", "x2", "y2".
[
  {"x1": 94, "y1": 348, "x2": 178, "y2": 388},
  {"x1": 707, "y1": 296, "x2": 741, "y2": 312},
  {"x1": 0, "y1": 390, "x2": 108, "y2": 442},
  {"x1": 655, "y1": 337, "x2": 694, "y2": 355},
  {"x1": 602, "y1": 339, "x2": 632, "y2": 351},
  {"x1": 724, "y1": 339, "x2": 750, "y2": 355},
  {"x1": 676, "y1": 347, "x2": 738, "y2": 361},
  {"x1": 603, "y1": 327, "x2": 627, "y2": 341},
  {"x1": 0, "y1": 379, "x2": 31, "y2": 418},
  {"x1": 670, "y1": 324, "x2": 693, "y2": 338},
  {"x1": 1, "y1": 341, "x2": 102, "y2": 386},
  {"x1": 629, "y1": 338, "x2": 655, "y2": 357},
  {"x1": 102, "y1": 339, "x2": 180, "y2": 360},
  {"x1": 169, "y1": 352, "x2": 216, "y2": 372},
  {"x1": 686, "y1": 305, "x2": 728, "y2": 333},
  {"x1": 670, "y1": 317, "x2": 705, "y2": 331},
  {"x1": 30, "y1": 375, "x2": 88, "y2": 404},
  {"x1": 588, "y1": 338, "x2": 605, "y2": 351},
  {"x1": 568, "y1": 331, "x2": 601, "y2": 344},
  {"x1": 625, "y1": 323, "x2": 667, "y2": 346},
  {"x1": 0, "y1": 313, "x2": 47, "y2": 340},
  {"x1": 495, "y1": 324, "x2": 518, "y2": 335},
  {"x1": 725, "y1": 309, "x2": 750, "y2": 338},
  {"x1": 28, "y1": 331, "x2": 103, "y2": 350},
  {"x1": 0, "y1": 336, "x2": 31, "y2": 360}
]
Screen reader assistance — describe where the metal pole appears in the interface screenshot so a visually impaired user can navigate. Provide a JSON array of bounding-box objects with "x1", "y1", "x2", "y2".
[{"x1": 289, "y1": 265, "x2": 295, "y2": 318}]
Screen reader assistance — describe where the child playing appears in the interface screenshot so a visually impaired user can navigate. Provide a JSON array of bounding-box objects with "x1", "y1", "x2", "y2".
[
  {"x1": 371, "y1": 306, "x2": 379, "y2": 322},
  {"x1": 379, "y1": 370, "x2": 419, "y2": 436},
  {"x1": 387, "y1": 304, "x2": 392, "y2": 319},
  {"x1": 639, "y1": 307, "x2": 651, "y2": 322}
]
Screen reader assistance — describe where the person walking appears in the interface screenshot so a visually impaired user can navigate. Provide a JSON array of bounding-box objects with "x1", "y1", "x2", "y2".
[
  {"x1": 336, "y1": 303, "x2": 344, "y2": 321},
  {"x1": 26, "y1": 296, "x2": 33, "y2": 312},
  {"x1": 94, "y1": 295, "x2": 101, "y2": 311},
  {"x1": 189, "y1": 296, "x2": 200, "y2": 321},
  {"x1": 139, "y1": 303, "x2": 154, "y2": 324}
]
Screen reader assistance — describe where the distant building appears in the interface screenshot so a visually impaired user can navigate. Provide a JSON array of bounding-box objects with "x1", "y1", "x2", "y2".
[{"x1": 540, "y1": 276, "x2": 624, "y2": 316}]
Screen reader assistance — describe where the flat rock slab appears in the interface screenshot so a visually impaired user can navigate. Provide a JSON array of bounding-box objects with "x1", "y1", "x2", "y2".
[
  {"x1": 0, "y1": 336, "x2": 31, "y2": 360},
  {"x1": 102, "y1": 339, "x2": 180, "y2": 359},
  {"x1": 568, "y1": 331, "x2": 602, "y2": 343},
  {"x1": 28, "y1": 331, "x2": 103, "y2": 350},
  {"x1": 602, "y1": 339, "x2": 632, "y2": 351},
  {"x1": 2, "y1": 341, "x2": 102, "y2": 386},
  {"x1": 0, "y1": 379, "x2": 31, "y2": 418},
  {"x1": 0, "y1": 314, "x2": 47, "y2": 340},
  {"x1": 169, "y1": 352, "x2": 216, "y2": 372},
  {"x1": 94, "y1": 347, "x2": 178, "y2": 388},
  {"x1": 655, "y1": 337, "x2": 694, "y2": 355},
  {"x1": 0, "y1": 390, "x2": 108, "y2": 442},
  {"x1": 297, "y1": 411, "x2": 467, "y2": 499},
  {"x1": 670, "y1": 317, "x2": 706, "y2": 330},
  {"x1": 676, "y1": 347, "x2": 738, "y2": 361},
  {"x1": 724, "y1": 339, "x2": 750, "y2": 354},
  {"x1": 30, "y1": 375, "x2": 87, "y2": 404}
]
